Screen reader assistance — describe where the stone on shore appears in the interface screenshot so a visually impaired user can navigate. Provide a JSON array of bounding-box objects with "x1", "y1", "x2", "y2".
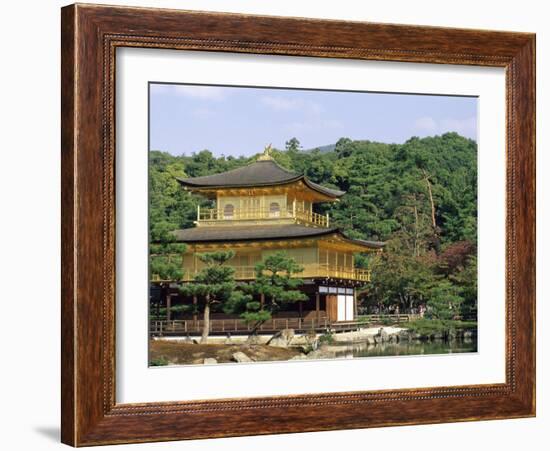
[
  {"x1": 246, "y1": 335, "x2": 262, "y2": 345},
  {"x1": 267, "y1": 329, "x2": 295, "y2": 348},
  {"x1": 290, "y1": 354, "x2": 307, "y2": 360},
  {"x1": 398, "y1": 330, "x2": 411, "y2": 341},
  {"x1": 203, "y1": 358, "x2": 218, "y2": 364},
  {"x1": 378, "y1": 328, "x2": 389, "y2": 341},
  {"x1": 305, "y1": 347, "x2": 335, "y2": 359},
  {"x1": 232, "y1": 351, "x2": 253, "y2": 363}
]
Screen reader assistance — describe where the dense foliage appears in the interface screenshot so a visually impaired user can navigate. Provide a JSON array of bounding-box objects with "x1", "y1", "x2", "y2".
[{"x1": 150, "y1": 132, "x2": 478, "y2": 319}]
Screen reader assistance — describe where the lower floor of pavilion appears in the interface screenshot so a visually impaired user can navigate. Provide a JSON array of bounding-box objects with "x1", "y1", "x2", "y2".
[{"x1": 150, "y1": 279, "x2": 365, "y2": 335}]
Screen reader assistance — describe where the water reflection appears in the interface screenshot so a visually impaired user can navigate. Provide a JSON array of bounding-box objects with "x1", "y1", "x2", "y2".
[{"x1": 332, "y1": 339, "x2": 477, "y2": 359}]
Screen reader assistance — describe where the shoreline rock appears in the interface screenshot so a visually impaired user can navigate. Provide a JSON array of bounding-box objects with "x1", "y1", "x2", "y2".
[
  {"x1": 232, "y1": 351, "x2": 253, "y2": 363},
  {"x1": 267, "y1": 329, "x2": 295, "y2": 348}
]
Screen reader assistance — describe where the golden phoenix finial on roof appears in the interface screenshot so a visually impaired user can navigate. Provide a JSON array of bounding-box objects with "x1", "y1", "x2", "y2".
[{"x1": 257, "y1": 143, "x2": 274, "y2": 161}]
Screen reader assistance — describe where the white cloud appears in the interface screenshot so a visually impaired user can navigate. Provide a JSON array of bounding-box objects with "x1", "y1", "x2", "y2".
[
  {"x1": 413, "y1": 116, "x2": 477, "y2": 139},
  {"x1": 414, "y1": 116, "x2": 438, "y2": 132},
  {"x1": 260, "y1": 96, "x2": 302, "y2": 111},
  {"x1": 260, "y1": 96, "x2": 324, "y2": 116},
  {"x1": 151, "y1": 84, "x2": 227, "y2": 100},
  {"x1": 440, "y1": 117, "x2": 477, "y2": 137}
]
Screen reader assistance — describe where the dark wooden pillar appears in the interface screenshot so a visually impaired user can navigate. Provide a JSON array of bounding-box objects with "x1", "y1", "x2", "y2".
[
  {"x1": 260, "y1": 293, "x2": 265, "y2": 309},
  {"x1": 353, "y1": 289, "x2": 358, "y2": 319},
  {"x1": 193, "y1": 295, "x2": 198, "y2": 321},
  {"x1": 315, "y1": 292, "x2": 320, "y2": 321},
  {"x1": 166, "y1": 294, "x2": 172, "y2": 321},
  {"x1": 298, "y1": 298, "x2": 303, "y2": 318}
]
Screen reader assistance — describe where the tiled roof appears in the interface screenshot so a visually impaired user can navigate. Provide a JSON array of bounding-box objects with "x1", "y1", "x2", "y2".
[
  {"x1": 177, "y1": 159, "x2": 345, "y2": 198},
  {"x1": 172, "y1": 224, "x2": 384, "y2": 249}
]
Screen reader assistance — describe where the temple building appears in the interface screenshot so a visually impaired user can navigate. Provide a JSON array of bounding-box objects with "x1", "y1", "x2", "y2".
[{"x1": 159, "y1": 146, "x2": 384, "y2": 325}]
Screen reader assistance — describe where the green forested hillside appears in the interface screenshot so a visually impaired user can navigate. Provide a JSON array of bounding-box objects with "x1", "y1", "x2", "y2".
[{"x1": 150, "y1": 133, "x2": 478, "y2": 317}]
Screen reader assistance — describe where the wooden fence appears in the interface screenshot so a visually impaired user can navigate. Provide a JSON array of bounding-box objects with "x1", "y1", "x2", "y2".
[
  {"x1": 356, "y1": 313, "x2": 422, "y2": 323},
  {"x1": 150, "y1": 313, "x2": 421, "y2": 337}
]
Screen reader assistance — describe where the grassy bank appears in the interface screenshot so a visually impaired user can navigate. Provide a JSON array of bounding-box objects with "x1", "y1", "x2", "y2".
[
  {"x1": 404, "y1": 318, "x2": 477, "y2": 336},
  {"x1": 149, "y1": 339, "x2": 301, "y2": 366}
]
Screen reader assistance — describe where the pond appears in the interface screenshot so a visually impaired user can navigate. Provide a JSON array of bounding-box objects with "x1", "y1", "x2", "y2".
[{"x1": 331, "y1": 339, "x2": 477, "y2": 359}]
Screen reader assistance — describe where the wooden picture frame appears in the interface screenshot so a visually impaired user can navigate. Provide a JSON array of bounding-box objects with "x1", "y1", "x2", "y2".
[{"x1": 61, "y1": 3, "x2": 535, "y2": 446}]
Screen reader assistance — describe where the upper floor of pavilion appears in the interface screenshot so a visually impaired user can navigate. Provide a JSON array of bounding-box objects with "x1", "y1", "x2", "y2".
[{"x1": 177, "y1": 146, "x2": 345, "y2": 228}]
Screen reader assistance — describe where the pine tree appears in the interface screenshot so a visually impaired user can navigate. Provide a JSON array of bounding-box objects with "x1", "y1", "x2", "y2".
[
  {"x1": 285, "y1": 137, "x2": 301, "y2": 152},
  {"x1": 179, "y1": 250, "x2": 236, "y2": 343},
  {"x1": 149, "y1": 222, "x2": 187, "y2": 282},
  {"x1": 426, "y1": 280, "x2": 463, "y2": 320},
  {"x1": 236, "y1": 252, "x2": 307, "y2": 335}
]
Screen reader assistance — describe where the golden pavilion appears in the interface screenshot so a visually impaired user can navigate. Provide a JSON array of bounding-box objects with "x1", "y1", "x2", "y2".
[{"x1": 166, "y1": 146, "x2": 384, "y2": 324}]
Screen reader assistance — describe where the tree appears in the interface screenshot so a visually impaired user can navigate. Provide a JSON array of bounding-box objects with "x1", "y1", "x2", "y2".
[
  {"x1": 179, "y1": 250, "x2": 237, "y2": 343},
  {"x1": 231, "y1": 252, "x2": 307, "y2": 335},
  {"x1": 285, "y1": 137, "x2": 301, "y2": 153},
  {"x1": 150, "y1": 133, "x2": 477, "y2": 248},
  {"x1": 149, "y1": 151, "x2": 198, "y2": 233},
  {"x1": 361, "y1": 236, "x2": 436, "y2": 314},
  {"x1": 150, "y1": 222, "x2": 187, "y2": 281},
  {"x1": 449, "y1": 255, "x2": 477, "y2": 318},
  {"x1": 151, "y1": 132, "x2": 479, "y2": 323},
  {"x1": 426, "y1": 280, "x2": 463, "y2": 320},
  {"x1": 334, "y1": 137, "x2": 355, "y2": 158},
  {"x1": 437, "y1": 240, "x2": 476, "y2": 275},
  {"x1": 149, "y1": 223, "x2": 187, "y2": 321}
]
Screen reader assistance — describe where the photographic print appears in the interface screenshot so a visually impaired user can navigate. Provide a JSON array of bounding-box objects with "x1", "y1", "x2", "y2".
[{"x1": 148, "y1": 83, "x2": 478, "y2": 367}]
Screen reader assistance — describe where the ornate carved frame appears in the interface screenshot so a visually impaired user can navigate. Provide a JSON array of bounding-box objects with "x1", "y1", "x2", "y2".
[{"x1": 61, "y1": 4, "x2": 535, "y2": 446}]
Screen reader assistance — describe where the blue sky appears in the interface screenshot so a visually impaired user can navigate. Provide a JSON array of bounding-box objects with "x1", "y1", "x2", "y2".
[{"x1": 149, "y1": 83, "x2": 477, "y2": 157}]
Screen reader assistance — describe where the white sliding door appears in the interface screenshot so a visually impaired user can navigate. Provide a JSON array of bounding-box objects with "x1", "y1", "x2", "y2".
[{"x1": 337, "y1": 295, "x2": 354, "y2": 321}]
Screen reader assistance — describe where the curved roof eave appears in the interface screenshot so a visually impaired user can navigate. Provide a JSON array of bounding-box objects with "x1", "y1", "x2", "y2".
[
  {"x1": 170, "y1": 224, "x2": 384, "y2": 250},
  {"x1": 177, "y1": 174, "x2": 345, "y2": 199},
  {"x1": 176, "y1": 174, "x2": 303, "y2": 189},
  {"x1": 302, "y1": 178, "x2": 345, "y2": 198}
]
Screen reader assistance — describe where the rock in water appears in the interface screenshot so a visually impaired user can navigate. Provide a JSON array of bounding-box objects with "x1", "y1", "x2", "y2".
[
  {"x1": 311, "y1": 338, "x2": 320, "y2": 351},
  {"x1": 306, "y1": 347, "x2": 336, "y2": 359},
  {"x1": 232, "y1": 352, "x2": 253, "y2": 363},
  {"x1": 378, "y1": 328, "x2": 389, "y2": 342},
  {"x1": 203, "y1": 358, "x2": 218, "y2": 364},
  {"x1": 290, "y1": 354, "x2": 307, "y2": 360},
  {"x1": 267, "y1": 328, "x2": 295, "y2": 348},
  {"x1": 398, "y1": 330, "x2": 411, "y2": 342}
]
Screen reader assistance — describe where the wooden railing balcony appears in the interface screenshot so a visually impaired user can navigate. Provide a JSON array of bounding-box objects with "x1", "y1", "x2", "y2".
[
  {"x1": 179, "y1": 263, "x2": 371, "y2": 282},
  {"x1": 196, "y1": 205, "x2": 330, "y2": 228}
]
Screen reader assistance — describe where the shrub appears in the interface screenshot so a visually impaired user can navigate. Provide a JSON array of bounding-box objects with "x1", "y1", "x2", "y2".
[
  {"x1": 150, "y1": 357, "x2": 169, "y2": 366},
  {"x1": 318, "y1": 332, "x2": 334, "y2": 345},
  {"x1": 406, "y1": 318, "x2": 477, "y2": 336}
]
